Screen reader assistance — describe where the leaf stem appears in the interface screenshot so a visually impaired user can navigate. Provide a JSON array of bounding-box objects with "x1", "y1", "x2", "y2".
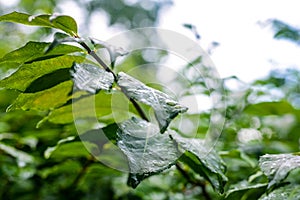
[
  {"x1": 176, "y1": 163, "x2": 211, "y2": 200},
  {"x1": 68, "y1": 158, "x2": 93, "y2": 190},
  {"x1": 78, "y1": 40, "x2": 149, "y2": 122}
]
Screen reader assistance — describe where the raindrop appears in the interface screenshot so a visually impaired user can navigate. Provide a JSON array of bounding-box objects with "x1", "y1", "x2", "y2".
[{"x1": 28, "y1": 15, "x2": 36, "y2": 22}]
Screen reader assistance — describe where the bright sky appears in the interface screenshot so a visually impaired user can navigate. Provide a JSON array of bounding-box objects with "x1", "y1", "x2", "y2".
[
  {"x1": 159, "y1": 0, "x2": 300, "y2": 82},
  {"x1": 1, "y1": 0, "x2": 299, "y2": 83}
]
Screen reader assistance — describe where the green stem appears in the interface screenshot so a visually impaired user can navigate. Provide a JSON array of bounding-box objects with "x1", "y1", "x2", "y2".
[
  {"x1": 176, "y1": 163, "x2": 211, "y2": 200},
  {"x1": 69, "y1": 159, "x2": 93, "y2": 189}
]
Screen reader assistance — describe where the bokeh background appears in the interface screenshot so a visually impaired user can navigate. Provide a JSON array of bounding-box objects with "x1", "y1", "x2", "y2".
[{"x1": 0, "y1": 0, "x2": 300, "y2": 199}]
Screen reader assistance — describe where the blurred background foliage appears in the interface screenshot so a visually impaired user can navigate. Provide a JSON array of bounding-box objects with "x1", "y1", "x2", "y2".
[{"x1": 0, "y1": 0, "x2": 300, "y2": 199}]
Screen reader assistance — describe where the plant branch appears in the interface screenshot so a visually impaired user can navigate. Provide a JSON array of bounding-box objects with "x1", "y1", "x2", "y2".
[
  {"x1": 78, "y1": 40, "x2": 149, "y2": 122},
  {"x1": 68, "y1": 158, "x2": 93, "y2": 190},
  {"x1": 176, "y1": 163, "x2": 211, "y2": 200}
]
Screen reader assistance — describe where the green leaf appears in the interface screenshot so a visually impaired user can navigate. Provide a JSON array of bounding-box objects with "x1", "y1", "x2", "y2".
[
  {"x1": 116, "y1": 117, "x2": 179, "y2": 188},
  {"x1": 0, "y1": 41, "x2": 82, "y2": 64},
  {"x1": 39, "y1": 160, "x2": 81, "y2": 179},
  {"x1": 244, "y1": 101, "x2": 296, "y2": 116},
  {"x1": 0, "y1": 62, "x2": 20, "y2": 80},
  {"x1": 47, "y1": 91, "x2": 113, "y2": 124},
  {"x1": 0, "y1": 55, "x2": 84, "y2": 91},
  {"x1": 8, "y1": 81, "x2": 73, "y2": 111},
  {"x1": 71, "y1": 63, "x2": 114, "y2": 93},
  {"x1": 44, "y1": 136, "x2": 96, "y2": 159},
  {"x1": 219, "y1": 149, "x2": 257, "y2": 168},
  {"x1": 259, "y1": 153, "x2": 300, "y2": 189},
  {"x1": 44, "y1": 32, "x2": 82, "y2": 53},
  {"x1": 259, "y1": 184, "x2": 300, "y2": 200},
  {"x1": 0, "y1": 12, "x2": 78, "y2": 36},
  {"x1": 172, "y1": 134, "x2": 227, "y2": 193},
  {"x1": 225, "y1": 181, "x2": 267, "y2": 200},
  {"x1": 24, "y1": 68, "x2": 71, "y2": 93},
  {"x1": 117, "y1": 72, "x2": 188, "y2": 133}
]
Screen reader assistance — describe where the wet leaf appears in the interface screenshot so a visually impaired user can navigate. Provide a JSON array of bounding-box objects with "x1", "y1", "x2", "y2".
[
  {"x1": 259, "y1": 184, "x2": 300, "y2": 200},
  {"x1": 225, "y1": 181, "x2": 267, "y2": 199},
  {"x1": 172, "y1": 134, "x2": 227, "y2": 193},
  {"x1": 0, "y1": 55, "x2": 84, "y2": 91},
  {"x1": 259, "y1": 153, "x2": 300, "y2": 189},
  {"x1": 116, "y1": 117, "x2": 179, "y2": 188},
  {"x1": 117, "y1": 72, "x2": 188, "y2": 133},
  {"x1": 71, "y1": 63, "x2": 114, "y2": 93},
  {"x1": 0, "y1": 12, "x2": 78, "y2": 36}
]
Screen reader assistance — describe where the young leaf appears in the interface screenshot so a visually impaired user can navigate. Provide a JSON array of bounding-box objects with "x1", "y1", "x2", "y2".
[
  {"x1": 259, "y1": 153, "x2": 300, "y2": 189},
  {"x1": 0, "y1": 12, "x2": 78, "y2": 36},
  {"x1": 117, "y1": 72, "x2": 188, "y2": 133},
  {"x1": 45, "y1": 32, "x2": 84, "y2": 54},
  {"x1": 172, "y1": 134, "x2": 227, "y2": 193},
  {"x1": 71, "y1": 63, "x2": 114, "y2": 93},
  {"x1": 90, "y1": 38, "x2": 128, "y2": 65},
  {"x1": 116, "y1": 117, "x2": 179, "y2": 188},
  {"x1": 0, "y1": 55, "x2": 84, "y2": 91},
  {"x1": 259, "y1": 184, "x2": 300, "y2": 200}
]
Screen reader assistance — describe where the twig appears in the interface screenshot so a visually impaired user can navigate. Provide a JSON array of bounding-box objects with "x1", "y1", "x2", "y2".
[
  {"x1": 69, "y1": 159, "x2": 93, "y2": 189},
  {"x1": 176, "y1": 163, "x2": 211, "y2": 200},
  {"x1": 78, "y1": 41, "x2": 149, "y2": 122}
]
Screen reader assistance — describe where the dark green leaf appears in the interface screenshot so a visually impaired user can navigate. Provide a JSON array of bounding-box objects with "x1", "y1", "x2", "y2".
[
  {"x1": 244, "y1": 101, "x2": 296, "y2": 116},
  {"x1": 271, "y1": 19, "x2": 300, "y2": 44},
  {"x1": 117, "y1": 72, "x2": 188, "y2": 133},
  {"x1": 116, "y1": 118, "x2": 179, "y2": 188},
  {"x1": 24, "y1": 68, "x2": 71, "y2": 93},
  {"x1": 8, "y1": 81, "x2": 73, "y2": 111},
  {"x1": 172, "y1": 134, "x2": 227, "y2": 193},
  {"x1": 71, "y1": 63, "x2": 114, "y2": 93},
  {"x1": 0, "y1": 55, "x2": 84, "y2": 91},
  {"x1": 259, "y1": 184, "x2": 300, "y2": 200},
  {"x1": 39, "y1": 160, "x2": 81, "y2": 179},
  {"x1": 259, "y1": 153, "x2": 300, "y2": 189},
  {"x1": 0, "y1": 12, "x2": 78, "y2": 36}
]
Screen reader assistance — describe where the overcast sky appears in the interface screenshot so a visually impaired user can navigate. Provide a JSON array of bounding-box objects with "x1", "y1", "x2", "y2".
[
  {"x1": 1, "y1": 0, "x2": 299, "y2": 83},
  {"x1": 158, "y1": 0, "x2": 300, "y2": 82}
]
